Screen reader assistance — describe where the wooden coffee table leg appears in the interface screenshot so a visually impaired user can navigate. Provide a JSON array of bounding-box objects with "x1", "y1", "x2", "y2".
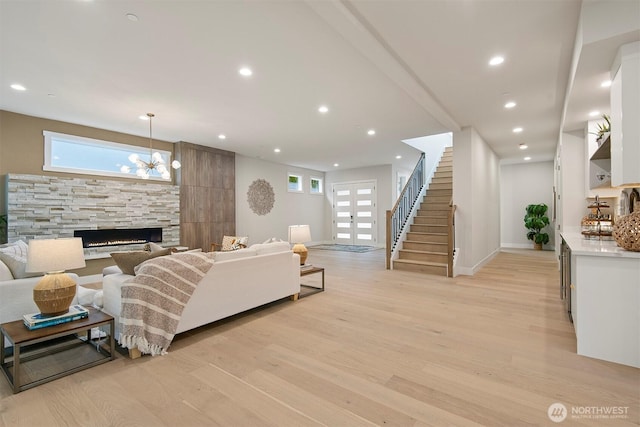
[{"x1": 129, "y1": 348, "x2": 142, "y2": 359}]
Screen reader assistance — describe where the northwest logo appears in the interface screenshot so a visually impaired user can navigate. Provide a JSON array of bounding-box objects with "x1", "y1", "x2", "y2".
[{"x1": 548, "y1": 403, "x2": 568, "y2": 423}]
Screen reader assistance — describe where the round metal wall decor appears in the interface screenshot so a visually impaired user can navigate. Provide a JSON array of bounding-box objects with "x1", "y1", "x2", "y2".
[{"x1": 247, "y1": 179, "x2": 275, "y2": 216}]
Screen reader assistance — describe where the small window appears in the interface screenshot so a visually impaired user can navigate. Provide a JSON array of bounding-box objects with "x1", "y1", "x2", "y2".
[
  {"x1": 43, "y1": 131, "x2": 174, "y2": 181},
  {"x1": 288, "y1": 173, "x2": 303, "y2": 192},
  {"x1": 310, "y1": 177, "x2": 323, "y2": 194}
]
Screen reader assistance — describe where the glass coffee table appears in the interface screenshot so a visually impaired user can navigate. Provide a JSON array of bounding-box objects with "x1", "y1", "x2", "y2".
[{"x1": 0, "y1": 307, "x2": 115, "y2": 393}]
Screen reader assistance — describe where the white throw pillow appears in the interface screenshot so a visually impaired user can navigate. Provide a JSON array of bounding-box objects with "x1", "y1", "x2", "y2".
[
  {"x1": 262, "y1": 237, "x2": 285, "y2": 244},
  {"x1": 147, "y1": 242, "x2": 166, "y2": 252},
  {"x1": 0, "y1": 240, "x2": 40, "y2": 279}
]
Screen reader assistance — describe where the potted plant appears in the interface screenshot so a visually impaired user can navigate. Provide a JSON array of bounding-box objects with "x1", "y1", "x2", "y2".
[
  {"x1": 524, "y1": 204, "x2": 550, "y2": 250},
  {"x1": 590, "y1": 114, "x2": 610, "y2": 146}
]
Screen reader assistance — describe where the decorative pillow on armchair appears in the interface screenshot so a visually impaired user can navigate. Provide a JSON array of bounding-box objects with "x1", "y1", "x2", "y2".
[{"x1": 221, "y1": 235, "x2": 248, "y2": 251}]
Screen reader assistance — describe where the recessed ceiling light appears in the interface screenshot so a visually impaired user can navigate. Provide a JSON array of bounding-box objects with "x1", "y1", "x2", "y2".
[
  {"x1": 238, "y1": 67, "x2": 253, "y2": 77},
  {"x1": 274, "y1": 148, "x2": 281, "y2": 153},
  {"x1": 395, "y1": 155, "x2": 402, "y2": 159},
  {"x1": 367, "y1": 129, "x2": 376, "y2": 136},
  {"x1": 126, "y1": 13, "x2": 139, "y2": 22},
  {"x1": 218, "y1": 134, "x2": 226, "y2": 140},
  {"x1": 524, "y1": 156, "x2": 531, "y2": 161},
  {"x1": 318, "y1": 105, "x2": 329, "y2": 114},
  {"x1": 513, "y1": 127, "x2": 523, "y2": 133},
  {"x1": 139, "y1": 115, "x2": 149, "y2": 120},
  {"x1": 10, "y1": 84, "x2": 26, "y2": 91},
  {"x1": 589, "y1": 111, "x2": 600, "y2": 117},
  {"x1": 489, "y1": 56, "x2": 504, "y2": 66},
  {"x1": 333, "y1": 163, "x2": 339, "y2": 167},
  {"x1": 601, "y1": 80, "x2": 612, "y2": 88},
  {"x1": 519, "y1": 143, "x2": 528, "y2": 150},
  {"x1": 504, "y1": 101, "x2": 516, "y2": 109}
]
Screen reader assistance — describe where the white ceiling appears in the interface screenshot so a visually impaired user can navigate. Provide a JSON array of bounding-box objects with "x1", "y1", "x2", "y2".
[{"x1": 0, "y1": 0, "x2": 633, "y2": 172}]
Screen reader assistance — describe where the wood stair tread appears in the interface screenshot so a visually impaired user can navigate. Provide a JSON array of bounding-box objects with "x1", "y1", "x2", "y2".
[
  {"x1": 393, "y1": 259, "x2": 447, "y2": 267},
  {"x1": 400, "y1": 249, "x2": 447, "y2": 255},
  {"x1": 405, "y1": 240, "x2": 446, "y2": 245}
]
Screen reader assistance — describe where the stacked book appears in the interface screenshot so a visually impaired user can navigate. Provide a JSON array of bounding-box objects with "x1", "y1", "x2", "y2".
[{"x1": 23, "y1": 305, "x2": 89, "y2": 330}]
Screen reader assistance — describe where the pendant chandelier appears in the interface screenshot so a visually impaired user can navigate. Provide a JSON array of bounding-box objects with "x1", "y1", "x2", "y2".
[{"x1": 124, "y1": 113, "x2": 180, "y2": 180}]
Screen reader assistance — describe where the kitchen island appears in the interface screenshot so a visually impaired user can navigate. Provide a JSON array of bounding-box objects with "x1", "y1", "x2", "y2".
[{"x1": 561, "y1": 232, "x2": 640, "y2": 368}]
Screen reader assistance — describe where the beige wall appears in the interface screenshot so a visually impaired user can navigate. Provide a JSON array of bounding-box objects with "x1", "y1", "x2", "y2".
[{"x1": 0, "y1": 110, "x2": 175, "y2": 204}]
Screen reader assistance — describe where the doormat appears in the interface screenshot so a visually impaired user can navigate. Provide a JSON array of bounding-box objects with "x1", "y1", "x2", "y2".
[{"x1": 310, "y1": 244, "x2": 379, "y2": 253}]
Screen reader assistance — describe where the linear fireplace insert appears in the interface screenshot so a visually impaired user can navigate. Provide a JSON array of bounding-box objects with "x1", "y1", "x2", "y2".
[{"x1": 74, "y1": 228, "x2": 162, "y2": 248}]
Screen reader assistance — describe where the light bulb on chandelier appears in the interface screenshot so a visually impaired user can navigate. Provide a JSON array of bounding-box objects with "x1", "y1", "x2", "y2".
[{"x1": 122, "y1": 113, "x2": 181, "y2": 180}]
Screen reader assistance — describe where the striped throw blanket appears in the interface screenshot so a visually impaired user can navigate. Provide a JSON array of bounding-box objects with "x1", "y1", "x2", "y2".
[{"x1": 119, "y1": 251, "x2": 215, "y2": 356}]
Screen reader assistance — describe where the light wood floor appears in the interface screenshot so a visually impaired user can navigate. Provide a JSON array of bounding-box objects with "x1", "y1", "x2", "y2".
[{"x1": 1, "y1": 248, "x2": 638, "y2": 426}]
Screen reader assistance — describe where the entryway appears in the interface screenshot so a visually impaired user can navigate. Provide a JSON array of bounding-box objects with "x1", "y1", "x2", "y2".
[{"x1": 332, "y1": 181, "x2": 377, "y2": 246}]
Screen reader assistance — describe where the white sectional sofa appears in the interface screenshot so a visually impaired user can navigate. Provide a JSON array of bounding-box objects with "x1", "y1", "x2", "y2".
[{"x1": 101, "y1": 242, "x2": 300, "y2": 339}]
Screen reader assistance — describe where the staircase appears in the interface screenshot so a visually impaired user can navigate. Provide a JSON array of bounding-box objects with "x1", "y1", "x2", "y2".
[{"x1": 393, "y1": 147, "x2": 453, "y2": 276}]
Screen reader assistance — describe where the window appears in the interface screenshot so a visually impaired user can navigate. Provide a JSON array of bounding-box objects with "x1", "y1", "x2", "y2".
[
  {"x1": 43, "y1": 131, "x2": 174, "y2": 181},
  {"x1": 310, "y1": 176, "x2": 323, "y2": 195},
  {"x1": 288, "y1": 173, "x2": 303, "y2": 192}
]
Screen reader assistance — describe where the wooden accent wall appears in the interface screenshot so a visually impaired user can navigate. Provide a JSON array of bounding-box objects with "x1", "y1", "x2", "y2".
[{"x1": 176, "y1": 142, "x2": 235, "y2": 252}]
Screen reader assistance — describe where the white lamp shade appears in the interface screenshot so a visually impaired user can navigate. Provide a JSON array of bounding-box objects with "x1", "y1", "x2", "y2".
[
  {"x1": 25, "y1": 238, "x2": 86, "y2": 273},
  {"x1": 288, "y1": 225, "x2": 311, "y2": 243}
]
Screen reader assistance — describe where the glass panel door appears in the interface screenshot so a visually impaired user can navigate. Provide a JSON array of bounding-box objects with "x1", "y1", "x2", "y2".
[{"x1": 332, "y1": 181, "x2": 377, "y2": 245}]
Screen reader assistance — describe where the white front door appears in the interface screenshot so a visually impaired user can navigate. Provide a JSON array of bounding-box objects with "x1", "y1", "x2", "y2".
[{"x1": 332, "y1": 181, "x2": 377, "y2": 245}]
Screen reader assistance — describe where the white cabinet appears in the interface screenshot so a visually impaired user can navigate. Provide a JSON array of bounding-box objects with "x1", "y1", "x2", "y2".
[
  {"x1": 610, "y1": 41, "x2": 640, "y2": 187},
  {"x1": 574, "y1": 255, "x2": 640, "y2": 368},
  {"x1": 561, "y1": 232, "x2": 640, "y2": 368}
]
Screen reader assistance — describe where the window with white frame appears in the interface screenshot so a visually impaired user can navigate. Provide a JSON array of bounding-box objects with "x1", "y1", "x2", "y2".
[
  {"x1": 310, "y1": 176, "x2": 323, "y2": 194},
  {"x1": 288, "y1": 173, "x2": 303, "y2": 192},
  {"x1": 43, "y1": 131, "x2": 174, "y2": 181}
]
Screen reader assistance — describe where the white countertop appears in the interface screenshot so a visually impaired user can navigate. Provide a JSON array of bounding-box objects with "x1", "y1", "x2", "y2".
[{"x1": 561, "y1": 232, "x2": 640, "y2": 258}]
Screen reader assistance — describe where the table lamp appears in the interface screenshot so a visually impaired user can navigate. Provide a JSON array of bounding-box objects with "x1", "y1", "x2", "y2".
[
  {"x1": 289, "y1": 225, "x2": 311, "y2": 265},
  {"x1": 25, "y1": 238, "x2": 86, "y2": 316}
]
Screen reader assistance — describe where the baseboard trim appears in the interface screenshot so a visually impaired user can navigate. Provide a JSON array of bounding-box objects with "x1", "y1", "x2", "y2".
[{"x1": 454, "y1": 247, "x2": 500, "y2": 276}]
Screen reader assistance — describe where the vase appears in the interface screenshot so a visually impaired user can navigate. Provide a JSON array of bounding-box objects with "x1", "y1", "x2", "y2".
[{"x1": 613, "y1": 211, "x2": 640, "y2": 251}]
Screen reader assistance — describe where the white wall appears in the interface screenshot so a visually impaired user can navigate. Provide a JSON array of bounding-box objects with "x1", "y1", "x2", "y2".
[
  {"x1": 453, "y1": 127, "x2": 501, "y2": 275},
  {"x1": 235, "y1": 155, "x2": 325, "y2": 245},
  {"x1": 391, "y1": 150, "x2": 422, "y2": 201},
  {"x1": 500, "y1": 161, "x2": 555, "y2": 249},
  {"x1": 402, "y1": 132, "x2": 453, "y2": 198},
  {"x1": 325, "y1": 164, "x2": 393, "y2": 246}
]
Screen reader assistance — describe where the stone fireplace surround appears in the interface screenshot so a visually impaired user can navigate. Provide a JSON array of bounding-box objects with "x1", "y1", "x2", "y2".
[{"x1": 6, "y1": 174, "x2": 180, "y2": 259}]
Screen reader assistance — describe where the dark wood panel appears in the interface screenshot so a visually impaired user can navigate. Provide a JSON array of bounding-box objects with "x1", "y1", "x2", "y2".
[{"x1": 177, "y1": 141, "x2": 235, "y2": 251}]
